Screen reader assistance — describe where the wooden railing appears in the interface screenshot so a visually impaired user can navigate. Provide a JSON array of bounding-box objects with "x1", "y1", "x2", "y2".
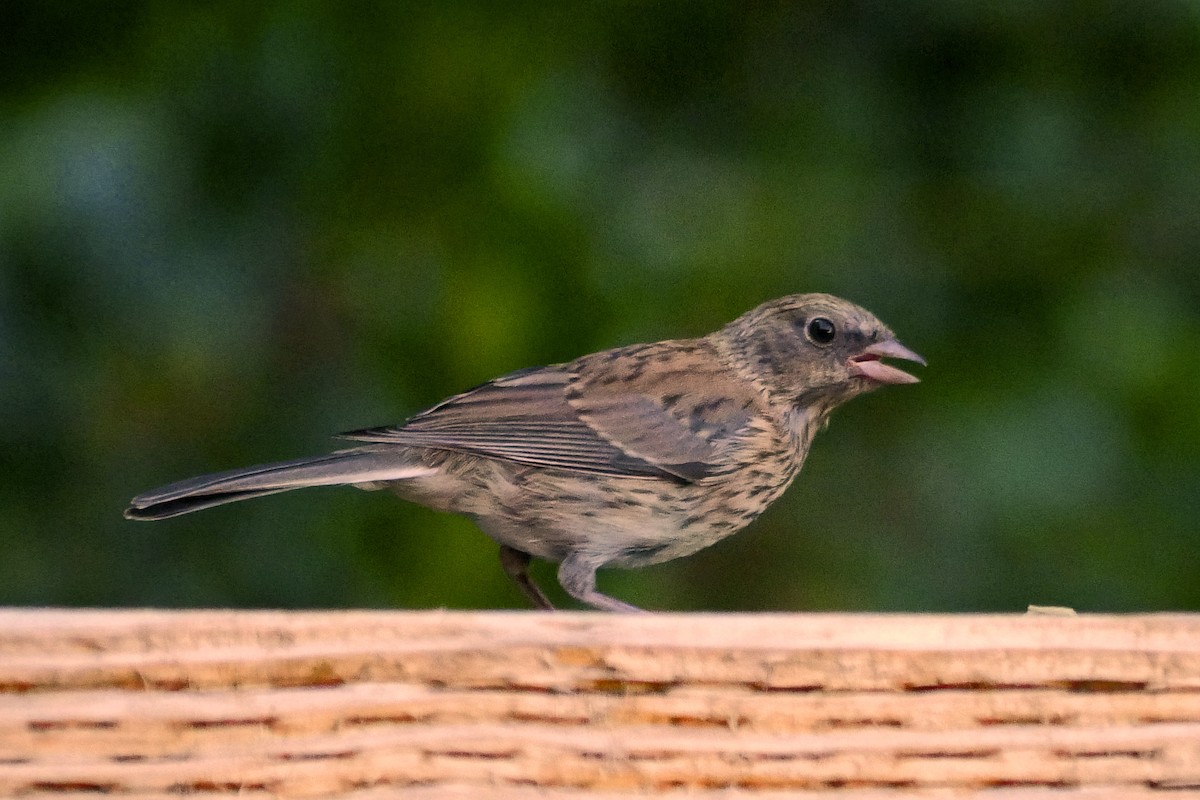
[{"x1": 2, "y1": 610, "x2": 1198, "y2": 797}]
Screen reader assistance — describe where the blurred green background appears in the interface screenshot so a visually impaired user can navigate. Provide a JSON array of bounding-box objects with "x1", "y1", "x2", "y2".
[{"x1": 3, "y1": 2, "x2": 1197, "y2": 612}]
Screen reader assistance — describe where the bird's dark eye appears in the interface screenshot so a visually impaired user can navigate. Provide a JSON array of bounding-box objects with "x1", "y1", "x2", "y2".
[{"x1": 806, "y1": 317, "x2": 836, "y2": 345}]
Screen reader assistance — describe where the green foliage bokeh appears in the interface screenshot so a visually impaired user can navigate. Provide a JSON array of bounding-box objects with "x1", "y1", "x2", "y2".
[{"x1": 3, "y1": 2, "x2": 1198, "y2": 611}]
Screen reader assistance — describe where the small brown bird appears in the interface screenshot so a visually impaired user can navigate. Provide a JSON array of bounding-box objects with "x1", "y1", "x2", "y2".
[{"x1": 126, "y1": 293, "x2": 923, "y2": 611}]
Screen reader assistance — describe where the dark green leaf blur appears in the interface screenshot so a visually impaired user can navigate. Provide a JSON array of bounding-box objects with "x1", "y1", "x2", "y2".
[{"x1": 3, "y1": 1, "x2": 1197, "y2": 611}]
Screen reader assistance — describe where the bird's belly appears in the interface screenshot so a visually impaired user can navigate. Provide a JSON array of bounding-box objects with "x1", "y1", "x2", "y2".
[
  {"x1": 394, "y1": 451, "x2": 800, "y2": 568},
  {"x1": 496, "y1": 464, "x2": 797, "y2": 567}
]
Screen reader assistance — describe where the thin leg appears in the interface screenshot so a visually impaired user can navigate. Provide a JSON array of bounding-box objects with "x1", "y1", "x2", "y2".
[
  {"x1": 557, "y1": 553, "x2": 646, "y2": 613},
  {"x1": 499, "y1": 545, "x2": 555, "y2": 610}
]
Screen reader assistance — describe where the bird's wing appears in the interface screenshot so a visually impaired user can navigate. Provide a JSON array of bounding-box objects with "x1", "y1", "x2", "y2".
[
  {"x1": 339, "y1": 366, "x2": 678, "y2": 479},
  {"x1": 339, "y1": 342, "x2": 761, "y2": 482},
  {"x1": 564, "y1": 340, "x2": 761, "y2": 481}
]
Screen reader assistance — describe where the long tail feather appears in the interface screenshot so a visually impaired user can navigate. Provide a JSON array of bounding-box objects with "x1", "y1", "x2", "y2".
[{"x1": 125, "y1": 448, "x2": 435, "y2": 521}]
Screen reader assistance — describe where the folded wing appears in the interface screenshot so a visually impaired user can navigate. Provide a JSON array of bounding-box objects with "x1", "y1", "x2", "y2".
[{"x1": 340, "y1": 342, "x2": 761, "y2": 483}]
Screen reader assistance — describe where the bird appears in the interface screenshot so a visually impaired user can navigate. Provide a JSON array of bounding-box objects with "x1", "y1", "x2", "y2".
[{"x1": 126, "y1": 293, "x2": 924, "y2": 611}]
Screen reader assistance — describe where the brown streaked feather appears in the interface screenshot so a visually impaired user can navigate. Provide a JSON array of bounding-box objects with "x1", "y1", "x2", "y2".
[
  {"x1": 340, "y1": 365, "x2": 676, "y2": 479},
  {"x1": 567, "y1": 340, "x2": 761, "y2": 481},
  {"x1": 339, "y1": 342, "x2": 762, "y2": 482}
]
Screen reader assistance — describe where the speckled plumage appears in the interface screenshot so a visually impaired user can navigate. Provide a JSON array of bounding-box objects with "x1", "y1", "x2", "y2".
[{"x1": 126, "y1": 293, "x2": 924, "y2": 611}]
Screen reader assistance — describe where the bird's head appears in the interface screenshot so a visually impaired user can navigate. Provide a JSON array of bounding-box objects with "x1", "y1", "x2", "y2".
[{"x1": 720, "y1": 293, "x2": 925, "y2": 407}]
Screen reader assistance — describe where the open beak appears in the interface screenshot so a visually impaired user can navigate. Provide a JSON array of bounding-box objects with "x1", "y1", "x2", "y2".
[{"x1": 848, "y1": 338, "x2": 926, "y2": 385}]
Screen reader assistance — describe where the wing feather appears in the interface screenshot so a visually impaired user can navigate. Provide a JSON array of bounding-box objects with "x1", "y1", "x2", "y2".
[
  {"x1": 340, "y1": 342, "x2": 762, "y2": 482},
  {"x1": 566, "y1": 341, "x2": 760, "y2": 480},
  {"x1": 340, "y1": 366, "x2": 678, "y2": 479}
]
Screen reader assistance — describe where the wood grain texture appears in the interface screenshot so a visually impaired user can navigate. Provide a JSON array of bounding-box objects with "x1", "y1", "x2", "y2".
[{"x1": 1, "y1": 610, "x2": 1198, "y2": 798}]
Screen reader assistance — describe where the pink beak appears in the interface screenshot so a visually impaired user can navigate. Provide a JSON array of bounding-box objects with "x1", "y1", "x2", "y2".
[{"x1": 847, "y1": 339, "x2": 926, "y2": 385}]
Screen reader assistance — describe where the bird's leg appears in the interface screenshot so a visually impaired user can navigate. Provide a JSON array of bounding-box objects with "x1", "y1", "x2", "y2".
[
  {"x1": 557, "y1": 553, "x2": 646, "y2": 613},
  {"x1": 498, "y1": 545, "x2": 555, "y2": 610}
]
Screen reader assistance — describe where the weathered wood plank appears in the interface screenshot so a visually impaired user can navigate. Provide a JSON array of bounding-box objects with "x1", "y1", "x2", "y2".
[{"x1": 1, "y1": 610, "x2": 1198, "y2": 797}]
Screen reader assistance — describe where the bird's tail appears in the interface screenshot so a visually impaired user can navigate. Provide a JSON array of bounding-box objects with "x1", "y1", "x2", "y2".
[{"x1": 124, "y1": 447, "x2": 435, "y2": 520}]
